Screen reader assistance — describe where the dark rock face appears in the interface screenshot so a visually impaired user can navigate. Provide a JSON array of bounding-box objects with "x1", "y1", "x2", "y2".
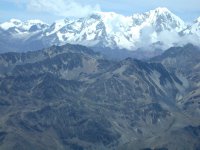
[
  {"x1": 0, "y1": 132, "x2": 7, "y2": 143},
  {"x1": 184, "y1": 125, "x2": 200, "y2": 137},
  {"x1": 151, "y1": 43, "x2": 200, "y2": 117},
  {"x1": 151, "y1": 44, "x2": 200, "y2": 74},
  {"x1": 0, "y1": 44, "x2": 199, "y2": 150}
]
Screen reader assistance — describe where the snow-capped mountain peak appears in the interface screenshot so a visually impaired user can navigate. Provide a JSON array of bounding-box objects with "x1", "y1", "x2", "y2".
[
  {"x1": 0, "y1": 8, "x2": 199, "y2": 52},
  {"x1": 45, "y1": 18, "x2": 72, "y2": 36},
  {"x1": 9, "y1": 18, "x2": 22, "y2": 24},
  {"x1": 182, "y1": 16, "x2": 200, "y2": 38},
  {"x1": 194, "y1": 16, "x2": 200, "y2": 24},
  {"x1": 132, "y1": 7, "x2": 186, "y2": 32},
  {"x1": 0, "y1": 19, "x2": 48, "y2": 33},
  {"x1": 150, "y1": 7, "x2": 171, "y2": 14},
  {"x1": 0, "y1": 19, "x2": 22, "y2": 30},
  {"x1": 90, "y1": 12, "x2": 132, "y2": 33},
  {"x1": 22, "y1": 20, "x2": 49, "y2": 31},
  {"x1": 25, "y1": 19, "x2": 46, "y2": 24},
  {"x1": 196, "y1": 16, "x2": 200, "y2": 22}
]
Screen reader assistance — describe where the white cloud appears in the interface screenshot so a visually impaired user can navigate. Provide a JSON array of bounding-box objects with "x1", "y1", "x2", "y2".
[
  {"x1": 20, "y1": 0, "x2": 101, "y2": 18},
  {"x1": 134, "y1": 27, "x2": 200, "y2": 50}
]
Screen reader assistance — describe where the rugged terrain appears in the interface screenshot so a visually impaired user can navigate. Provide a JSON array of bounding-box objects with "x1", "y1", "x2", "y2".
[
  {"x1": 0, "y1": 44, "x2": 199, "y2": 150},
  {"x1": 0, "y1": 8, "x2": 200, "y2": 58}
]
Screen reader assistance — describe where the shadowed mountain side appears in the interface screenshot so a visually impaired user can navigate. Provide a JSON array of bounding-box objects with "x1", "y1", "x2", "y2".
[{"x1": 0, "y1": 44, "x2": 199, "y2": 150}]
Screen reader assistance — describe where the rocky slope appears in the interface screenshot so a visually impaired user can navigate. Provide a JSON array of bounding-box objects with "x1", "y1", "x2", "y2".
[
  {"x1": 0, "y1": 44, "x2": 199, "y2": 150},
  {"x1": 151, "y1": 44, "x2": 200, "y2": 118}
]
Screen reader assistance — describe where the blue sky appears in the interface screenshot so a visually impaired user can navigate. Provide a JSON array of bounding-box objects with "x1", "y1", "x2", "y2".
[{"x1": 0, "y1": 0, "x2": 200, "y2": 23}]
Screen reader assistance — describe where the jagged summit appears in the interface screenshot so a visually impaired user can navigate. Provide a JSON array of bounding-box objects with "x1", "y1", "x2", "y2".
[
  {"x1": 132, "y1": 7, "x2": 186, "y2": 32},
  {"x1": 9, "y1": 18, "x2": 22, "y2": 23},
  {"x1": 150, "y1": 7, "x2": 171, "y2": 13},
  {"x1": 0, "y1": 18, "x2": 22, "y2": 30},
  {"x1": 0, "y1": 18, "x2": 49, "y2": 33},
  {"x1": 195, "y1": 16, "x2": 200, "y2": 22},
  {"x1": 182, "y1": 16, "x2": 200, "y2": 38},
  {"x1": 0, "y1": 7, "x2": 199, "y2": 52}
]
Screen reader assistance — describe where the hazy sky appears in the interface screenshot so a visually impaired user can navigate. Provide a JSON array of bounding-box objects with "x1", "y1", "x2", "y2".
[{"x1": 0, "y1": 0, "x2": 200, "y2": 23}]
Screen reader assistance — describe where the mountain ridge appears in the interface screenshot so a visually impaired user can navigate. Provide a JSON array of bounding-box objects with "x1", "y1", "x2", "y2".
[
  {"x1": 0, "y1": 7, "x2": 199, "y2": 54},
  {"x1": 0, "y1": 43, "x2": 199, "y2": 149}
]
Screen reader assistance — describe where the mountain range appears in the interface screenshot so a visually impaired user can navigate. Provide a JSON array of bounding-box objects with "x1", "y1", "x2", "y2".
[
  {"x1": 0, "y1": 7, "x2": 200, "y2": 55},
  {"x1": 0, "y1": 43, "x2": 199, "y2": 150},
  {"x1": 0, "y1": 6, "x2": 200, "y2": 150}
]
